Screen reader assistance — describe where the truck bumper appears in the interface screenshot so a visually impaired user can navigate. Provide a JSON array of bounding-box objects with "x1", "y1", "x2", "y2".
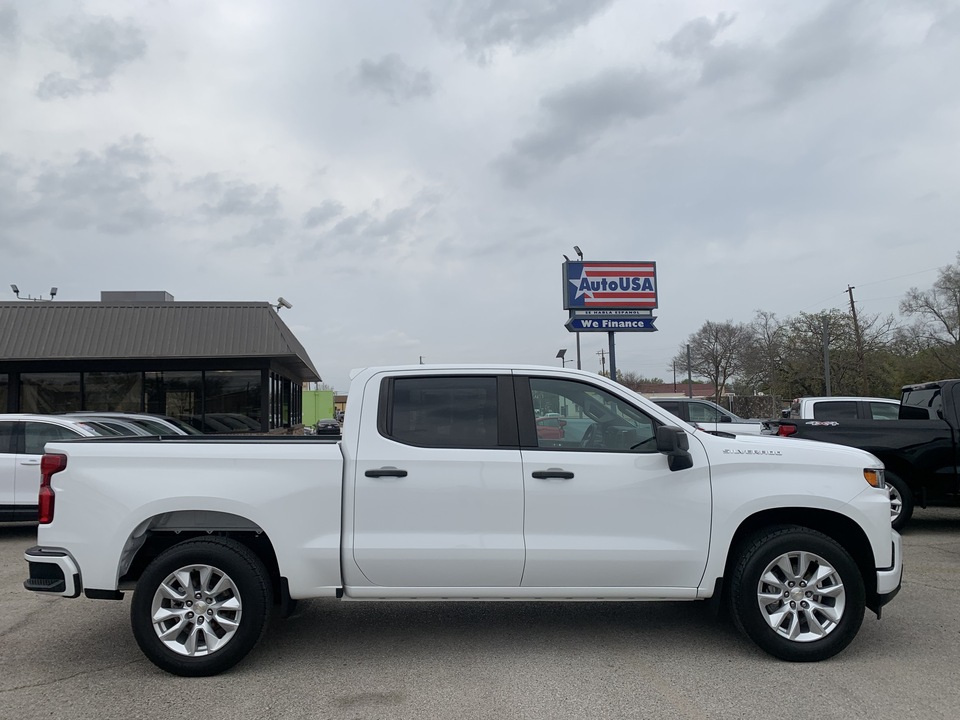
[
  {"x1": 23, "y1": 546, "x2": 81, "y2": 599},
  {"x1": 875, "y1": 531, "x2": 903, "y2": 607}
]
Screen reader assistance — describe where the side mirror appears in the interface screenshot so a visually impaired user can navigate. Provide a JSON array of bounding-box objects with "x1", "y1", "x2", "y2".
[
  {"x1": 656, "y1": 426, "x2": 693, "y2": 471},
  {"x1": 719, "y1": 414, "x2": 732, "y2": 423}
]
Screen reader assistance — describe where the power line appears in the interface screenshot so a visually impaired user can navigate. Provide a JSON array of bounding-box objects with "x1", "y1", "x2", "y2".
[{"x1": 801, "y1": 264, "x2": 944, "y2": 313}]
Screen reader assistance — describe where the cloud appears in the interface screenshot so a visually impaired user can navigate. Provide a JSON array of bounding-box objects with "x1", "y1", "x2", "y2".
[
  {"x1": 495, "y1": 69, "x2": 677, "y2": 184},
  {"x1": 432, "y1": 0, "x2": 614, "y2": 62},
  {"x1": 17, "y1": 136, "x2": 163, "y2": 234},
  {"x1": 661, "y1": 14, "x2": 735, "y2": 60},
  {"x1": 36, "y1": 14, "x2": 146, "y2": 100},
  {"x1": 927, "y1": 7, "x2": 960, "y2": 45},
  {"x1": 669, "y1": 3, "x2": 873, "y2": 107},
  {"x1": 306, "y1": 192, "x2": 439, "y2": 258},
  {"x1": 303, "y1": 200, "x2": 345, "y2": 229},
  {"x1": 231, "y1": 216, "x2": 288, "y2": 248},
  {"x1": 354, "y1": 54, "x2": 436, "y2": 104},
  {"x1": 0, "y1": 3, "x2": 19, "y2": 48},
  {"x1": 187, "y1": 175, "x2": 282, "y2": 218}
]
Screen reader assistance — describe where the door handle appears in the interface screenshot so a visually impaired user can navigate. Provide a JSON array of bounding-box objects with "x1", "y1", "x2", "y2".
[
  {"x1": 20, "y1": 460, "x2": 41, "y2": 466},
  {"x1": 531, "y1": 468, "x2": 574, "y2": 480},
  {"x1": 364, "y1": 467, "x2": 408, "y2": 478}
]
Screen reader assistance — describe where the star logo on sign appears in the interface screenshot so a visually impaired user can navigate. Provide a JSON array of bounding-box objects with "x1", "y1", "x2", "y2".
[{"x1": 569, "y1": 267, "x2": 593, "y2": 301}]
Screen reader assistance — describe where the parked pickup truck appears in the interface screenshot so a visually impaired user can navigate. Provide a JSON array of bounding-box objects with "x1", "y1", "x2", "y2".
[
  {"x1": 768, "y1": 379, "x2": 960, "y2": 530},
  {"x1": 24, "y1": 365, "x2": 902, "y2": 676}
]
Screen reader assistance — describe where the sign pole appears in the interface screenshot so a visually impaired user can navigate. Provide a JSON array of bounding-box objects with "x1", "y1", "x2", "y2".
[
  {"x1": 576, "y1": 331, "x2": 581, "y2": 370},
  {"x1": 608, "y1": 332, "x2": 617, "y2": 383}
]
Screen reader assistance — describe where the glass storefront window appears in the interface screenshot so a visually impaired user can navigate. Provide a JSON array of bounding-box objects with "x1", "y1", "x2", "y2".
[
  {"x1": 20, "y1": 373, "x2": 82, "y2": 413},
  {"x1": 83, "y1": 372, "x2": 142, "y2": 412},
  {"x1": 205, "y1": 371, "x2": 262, "y2": 432},
  {"x1": 145, "y1": 371, "x2": 205, "y2": 430},
  {"x1": 0, "y1": 374, "x2": 7, "y2": 412}
]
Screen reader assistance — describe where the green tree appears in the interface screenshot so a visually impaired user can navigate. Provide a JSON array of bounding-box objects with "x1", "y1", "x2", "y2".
[{"x1": 614, "y1": 371, "x2": 665, "y2": 391}]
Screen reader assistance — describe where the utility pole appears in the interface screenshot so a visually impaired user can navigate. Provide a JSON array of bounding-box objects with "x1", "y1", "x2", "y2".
[
  {"x1": 847, "y1": 286, "x2": 868, "y2": 395},
  {"x1": 686, "y1": 344, "x2": 693, "y2": 399},
  {"x1": 822, "y1": 316, "x2": 832, "y2": 396},
  {"x1": 597, "y1": 348, "x2": 606, "y2": 376}
]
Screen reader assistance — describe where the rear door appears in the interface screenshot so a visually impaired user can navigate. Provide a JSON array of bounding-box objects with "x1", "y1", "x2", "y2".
[
  {"x1": 0, "y1": 421, "x2": 18, "y2": 520},
  {"x1": 14, "y1": 421, "x2": 86, "y2": 507},
  {"x1": 351, "y1": 372, "x2": 525, "y2": 588},
  {"x1": 517, "y1": 374, "x2": 712, "y2": 589}
]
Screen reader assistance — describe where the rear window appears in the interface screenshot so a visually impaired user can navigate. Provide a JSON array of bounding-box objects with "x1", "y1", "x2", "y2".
[
  {"x1": 813, "y1": 401, "x2": 858, "y2": 420},
  {"x1": 654, "y1": 401, "x2": 681, "y2": 416},
  {"x1": 383, "y1": 376, "x2": 500, "y2": 448},
  {"x1": 868, "y1": 402, "x2": 900, "y2": 420},
  {"x1": 23, "y1": 422, "x2": 84, "y2": 455},
  {"x1": 901, "y1": 387, "x2": 942, "y2": 419}
]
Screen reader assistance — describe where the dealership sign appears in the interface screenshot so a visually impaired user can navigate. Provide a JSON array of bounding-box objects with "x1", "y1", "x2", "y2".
[
  {"x1": 563, "y1": 261, "x2": 658, "y2": 310},
  {"x1": 566, "y1": 316, "x2": 657, "y2": 332}
]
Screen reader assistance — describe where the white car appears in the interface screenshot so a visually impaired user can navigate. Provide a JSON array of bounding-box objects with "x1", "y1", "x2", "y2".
[
  {"x1": 650, "y1": 398, "x2": 764, "y2": 435},
  {"x1": 0, "y1": 414, "x2": 108, "y2": 521}
]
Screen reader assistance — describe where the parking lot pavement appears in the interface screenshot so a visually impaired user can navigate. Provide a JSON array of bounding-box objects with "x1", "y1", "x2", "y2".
[{"x1": 3, "y1": 510, "x2": 960, "y2": 720}]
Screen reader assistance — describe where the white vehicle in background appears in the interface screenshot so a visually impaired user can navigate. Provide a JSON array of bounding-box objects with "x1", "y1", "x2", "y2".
[
  {"x1": 782, "y1": 397, "x2": 901, "y2": 421},
  {"x1": 649, "y1": 397, "x2": 764, "y2": 435},
  {"x1": 0, "y1": 414, "x2": 109, "y2": 522},
  {"x1": 63, "y1": 412, "x2": 200, "y2": 436}
]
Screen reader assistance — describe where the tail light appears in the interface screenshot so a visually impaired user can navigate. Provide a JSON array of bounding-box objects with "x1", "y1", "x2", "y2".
[
  {"x1": 39, "y1": 453, "x2": 68, "y2": 524},
  {"x1": 777, "y1": 424, "x2": 798, "y2": 437}
]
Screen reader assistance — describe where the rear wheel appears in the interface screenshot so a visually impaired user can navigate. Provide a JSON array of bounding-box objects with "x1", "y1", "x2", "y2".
[
  {"x1": 885, "y1": 471, "x2": 913, "y2": 531},
  {"x1": 131, "y1": 537, "x2": 271, "y2": 676},
  {"x1": 730, "y1": 526, "x2": 865, "y2": 662}
]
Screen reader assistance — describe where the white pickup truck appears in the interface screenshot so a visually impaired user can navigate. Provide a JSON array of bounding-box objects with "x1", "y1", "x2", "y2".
[{"x1": 23, "y1": 365, "x2": 902, "y2": 676}]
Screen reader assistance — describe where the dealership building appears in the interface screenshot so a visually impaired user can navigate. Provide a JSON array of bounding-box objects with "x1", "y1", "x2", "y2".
[{"x1": 0, "y1": 291, "x2": 321, "y2": 433}]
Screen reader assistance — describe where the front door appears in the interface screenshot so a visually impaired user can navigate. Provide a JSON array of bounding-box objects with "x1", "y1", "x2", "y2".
[{"x1": 518, "y1": 375, "x2": 712, "y2": 589}]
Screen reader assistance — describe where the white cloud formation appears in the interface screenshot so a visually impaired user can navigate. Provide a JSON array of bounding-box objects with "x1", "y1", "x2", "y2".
[{"x1": 36, "y1": 14, "x2": 146, "y2": 99}]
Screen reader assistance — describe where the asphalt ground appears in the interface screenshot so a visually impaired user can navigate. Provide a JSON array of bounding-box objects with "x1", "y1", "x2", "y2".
[{"x1": 2, "y1": 509, "x2": 959, "y2": 720}]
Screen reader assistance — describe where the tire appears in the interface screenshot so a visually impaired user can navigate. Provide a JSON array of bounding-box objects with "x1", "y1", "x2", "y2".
[
  {"x1": 131, "y1": 537, "x2": 272, "y2": 676},
  {"x1": 729, "y1": 526, "x2": 865, "y2": 662},
  {"x1": 885, "y1": 471, "x2": 914, "y2": 532}
]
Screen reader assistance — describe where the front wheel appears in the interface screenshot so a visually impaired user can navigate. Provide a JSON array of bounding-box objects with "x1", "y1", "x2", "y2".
[
  {"x1": 131, "y1": 537, "x2": 272, "y2": 676},
  {"x1": 729, "y1": 526, "x2": 865, "y2": 662},
  {"x1": 885, "y1": 471, "x2": 914, "y2": 531}
]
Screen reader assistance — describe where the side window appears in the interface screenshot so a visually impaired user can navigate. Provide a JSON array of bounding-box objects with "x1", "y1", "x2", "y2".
[
  {"x1": 655, "y1": 401, "x2": 682, "y2": 417},
  {"x1": 688, "y1": 402, "x2": 722, "y2": 423},
  {"x1": 813, "y1": 401, "x2": 858, "y2": 420},
  {"x1": 0, "y1": 421, "x2": 17, "y2": 454},
  {"x1": 869, "y1": 402, "x2": 900, "y2": 420},
  {"x1": 384, "y1": 376, "x2": 500, "y2": 449},
  {"x1": 528, "y1": 377, "x2": 659, "y2": 452},
  {"x1": 23, "y1": 422, "x2": 83, "y2": 455}
]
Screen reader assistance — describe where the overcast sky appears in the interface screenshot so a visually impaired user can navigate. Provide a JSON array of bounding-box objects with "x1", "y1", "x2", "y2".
[{"x1": 3, "y1": 0, "x2": 959, "y2": 391}]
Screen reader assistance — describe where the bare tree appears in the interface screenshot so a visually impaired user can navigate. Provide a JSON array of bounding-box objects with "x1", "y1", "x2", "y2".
[
  {"x1": 900, "y1": 252, "x2": 960, "y2": 375},
  {"x1": 673, "y1": 320, "x2": 753, "y2": 403}
]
